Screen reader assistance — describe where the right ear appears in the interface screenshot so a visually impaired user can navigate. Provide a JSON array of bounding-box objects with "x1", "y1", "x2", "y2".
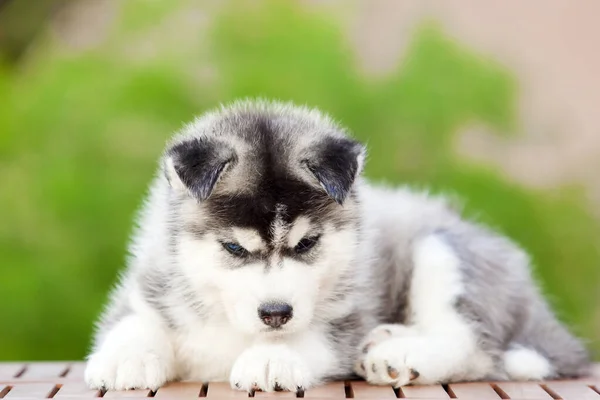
[
  {"x1": 163, "y1": 138, "x2": 236, "y2": 201},
  {"x1": 302, "y1": 136, "x2": 366, "y2": 205}
]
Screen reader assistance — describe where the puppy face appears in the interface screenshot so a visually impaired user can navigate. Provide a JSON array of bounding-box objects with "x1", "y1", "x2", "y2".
[
  {"x1": 164, "y1": 101, "x2": 364, "y2": 336},
  {"x1": 176, "y1": 210, "x2": 359, "y2": 336}
]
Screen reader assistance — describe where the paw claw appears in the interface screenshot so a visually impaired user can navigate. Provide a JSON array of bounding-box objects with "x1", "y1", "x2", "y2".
[
  {"x1": 409, "y1": 369, "x2": 420, "y2": 381},
  {"x1": 387, "y1": 365, "x2": 399, "y2": 379}
]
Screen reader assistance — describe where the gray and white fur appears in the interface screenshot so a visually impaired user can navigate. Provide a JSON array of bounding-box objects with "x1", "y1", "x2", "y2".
[{"x1": 85, "y1": 99, "x2": 591, "y2": 392}]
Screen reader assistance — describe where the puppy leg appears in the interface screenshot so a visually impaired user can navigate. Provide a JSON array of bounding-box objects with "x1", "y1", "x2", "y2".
[
  {"x1": 85, "y1": 314, "x2": 176, "y2": 390},
  {"x1": 362, "y1": 233, "x2": 495, "y2": 387}
]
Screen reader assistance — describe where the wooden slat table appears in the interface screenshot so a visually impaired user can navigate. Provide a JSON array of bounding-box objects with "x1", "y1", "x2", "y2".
[{"x1": 0, "y1": 362, "x2": 598, "y2": 399}]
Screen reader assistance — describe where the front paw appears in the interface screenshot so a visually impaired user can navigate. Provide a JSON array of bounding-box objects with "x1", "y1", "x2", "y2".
[
  {"x1": 230, "y1": 344, "x2": 313, "y2": 393},
  {"x1": 354, "y1": 324, "x2": 418, "y2": 379},
  {"x1": 84, "y1": 318, "x2": 175, "y2": 390},
  {"x1": 85, "y1": 348, "x2": 172, "y2": 391},
  {"x1": 361, "y1": 337, "x2": 439, "y2": 387}
]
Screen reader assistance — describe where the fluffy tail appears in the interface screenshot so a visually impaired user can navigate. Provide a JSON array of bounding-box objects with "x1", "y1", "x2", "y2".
[{"x1": 508, "y1": 298, "x2": 591, "y2": 379}]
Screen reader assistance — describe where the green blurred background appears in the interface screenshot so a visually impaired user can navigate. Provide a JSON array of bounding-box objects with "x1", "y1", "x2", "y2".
[{"x1": 0, "y1": 0, "x2": 598, "y2": 361}]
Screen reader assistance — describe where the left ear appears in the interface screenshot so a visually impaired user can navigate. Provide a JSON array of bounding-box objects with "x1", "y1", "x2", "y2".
[
  {"x1": 303, "y1": 136, "x2": 366, "y2": 205},
  {"x1": 163, "y1": 137, "x2": 236, "y2": 201}
]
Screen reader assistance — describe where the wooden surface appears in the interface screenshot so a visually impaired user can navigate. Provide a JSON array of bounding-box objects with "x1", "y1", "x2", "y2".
[{"x1": 0, "y1": 362, "x2": 598, "y2": 399}]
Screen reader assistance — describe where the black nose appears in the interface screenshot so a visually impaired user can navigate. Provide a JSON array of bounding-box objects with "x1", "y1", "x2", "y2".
[{"x1": 258, "y1": 302, "x2": 293, "y2": 328}]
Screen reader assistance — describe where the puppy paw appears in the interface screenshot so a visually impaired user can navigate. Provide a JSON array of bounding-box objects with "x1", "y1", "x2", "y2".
[
  {"x1": 230, "y1": 344, "x2": 313, "y2": 393},
  {"x1": 85, "y1": 348, "x2": 172, "y2": 391},
  {"x1": 84, "y1": 317, "x2": 175, "y2": 391},
  {"x1": 354, "y1": 324, "x2": 418, "y2": 379},
  {"x1": 360, "y1": 337, "x2": 442, "y2": 387}
]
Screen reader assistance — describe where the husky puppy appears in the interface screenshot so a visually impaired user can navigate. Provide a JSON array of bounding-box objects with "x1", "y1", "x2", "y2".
[{"x1": 85, "y1": 99, "x2": 590, "y2": 392}]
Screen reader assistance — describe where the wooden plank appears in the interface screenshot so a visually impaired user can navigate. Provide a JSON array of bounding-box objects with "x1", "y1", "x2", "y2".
[
  {"x1": 494, "y1": 382, "x2": 552, "y2": 399},
  {"x1": 304, "y1": 382, "x2": 346, "y2": 398},
  {"x1": 350, "y1": 381, "x2": 396, "y2": 399},
  {"x1": 0, "y1": 364, "x2": 25, "y2": 381},
  {"x1": 206, "y1": 382, "x2": 250, "y2": 398},
  {"x1": 154, "y1": 382, "x2": 205, "y2": 398},
  {"x1": 254, "y1": 390, "x2": 297, "y2": 398},
  {"x1": 3, "y1": 383, "x2": 56, "y2": 399},
  {"x1": 0, "y1": 384, "x2": 12, "y2": 398},
  {"x1": 400, "y1": 384, "x2": 448, "y2": 399},
  {"x1": 53, "y1": 382, "x2": 101, "y2": 398},
  {"x1": 2, "y1": 362, "x2": 600, "y2": 399},
  {"x1": 568, "y1": 365, "x2": 600, "y2": 386},
  {"x1": 448, "y1": 382, "x2": 499, "y2": 399},
  {"x1": 19, "y1": 362, "x2": 69, "y2": 380},
  {"x1": 543, "y1": 381, "x2": 600, "y2": 400},
  {"x1": 63, "y1": 362, "x2": 87, "y2": 380},
  {"x1": 103, "y1": 388, "x2": 153, "y2": 398}
]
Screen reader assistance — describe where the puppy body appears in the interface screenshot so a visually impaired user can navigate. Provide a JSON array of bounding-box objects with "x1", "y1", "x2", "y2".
[{"x1": 85, "y1": 100, "x2": 590, "y2": 391}]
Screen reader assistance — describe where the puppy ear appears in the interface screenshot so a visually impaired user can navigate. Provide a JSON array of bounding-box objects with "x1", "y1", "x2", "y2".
[
  {"x1": 303, "y1": 137, "x2": 366, "y2": 205},
  {"x1": 164, "y1": 138, "x2": 236, "y2": 201}
]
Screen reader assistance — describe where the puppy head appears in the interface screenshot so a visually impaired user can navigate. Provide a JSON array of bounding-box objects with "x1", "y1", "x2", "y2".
[{"x1": 163, "y1": 100, "x2": 365, "y2": 336}]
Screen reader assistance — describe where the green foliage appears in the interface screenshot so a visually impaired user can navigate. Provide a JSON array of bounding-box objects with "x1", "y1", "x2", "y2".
[{"x1": 0, "y1": 0, "x2": 598, "y2": 360}]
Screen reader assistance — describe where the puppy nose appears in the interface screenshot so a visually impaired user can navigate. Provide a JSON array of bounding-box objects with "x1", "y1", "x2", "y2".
[{"x1": 258, "y1": 302, "x2": 293, "y2": 328}]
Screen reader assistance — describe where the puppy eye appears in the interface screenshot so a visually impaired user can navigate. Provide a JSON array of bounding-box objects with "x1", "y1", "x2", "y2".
[
  {"x1": 222, "y1": 242, "x2": 248, "y2": 257},
  {"x1": 294, "y1": 236, "x2": 320, "y2": 254}
]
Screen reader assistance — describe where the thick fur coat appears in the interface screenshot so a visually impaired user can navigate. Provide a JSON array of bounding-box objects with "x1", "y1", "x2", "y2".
[{"x1": 85, "y1": 100, "x2": 590, "y2": 392}]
